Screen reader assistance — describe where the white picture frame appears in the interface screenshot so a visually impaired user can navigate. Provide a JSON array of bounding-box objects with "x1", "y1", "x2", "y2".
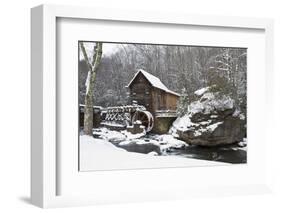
[{"x1": 31, "y1": 4, "x2": 274, "y2": 208}]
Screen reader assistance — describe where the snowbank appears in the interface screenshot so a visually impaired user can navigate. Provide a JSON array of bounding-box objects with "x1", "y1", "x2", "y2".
[
  {"x1": 93, "y1": 128, "x2": 126, "y2": 142},
  {"x1": 93, "y1": 127, "x2": 145, "y2": 143},
  {"x1": 171, "y1": 114, "x2": 198, "y2": 132},
  {"x1": 93, "y1": 127, "x2": 187, "y2": 154},
  {"x1": 237, "y1": 138, "x2": 247, "y2": 151},
  {"x1": 79, "y1": 135, "x2": 226, "y2": 171},
  {"x1": 154, "y1": 134, "x2": 187, "y2": 151}
]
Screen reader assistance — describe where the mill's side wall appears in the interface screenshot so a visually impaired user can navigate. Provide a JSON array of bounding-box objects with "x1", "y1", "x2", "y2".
[
  {"x1": 165, "y1": 93, "x2": 179, "y2": 111},
  {"x1": 129, "y1": 74, "x2": 153, "y2": 112},
  {"x1": 128, "y1": 72, "x2": 180, "y2": 134}
]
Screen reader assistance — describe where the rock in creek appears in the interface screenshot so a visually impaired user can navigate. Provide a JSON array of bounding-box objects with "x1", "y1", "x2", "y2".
[{"x1": 170, "y1": 87, "x2": 246, "y2": 146}]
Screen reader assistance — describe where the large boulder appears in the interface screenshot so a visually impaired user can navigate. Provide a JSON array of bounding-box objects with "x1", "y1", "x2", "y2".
[{"x1": 170, "y1": 87, "x2": 246, "y2": 146}]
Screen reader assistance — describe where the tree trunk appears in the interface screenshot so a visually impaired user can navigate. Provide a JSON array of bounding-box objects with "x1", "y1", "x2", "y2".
[
  {"x1": 83, "y1": 84, "x2": 94, "y2": 135},
  {"x1": 80, "y1": 42, "x2": 103, "y2": 135}
]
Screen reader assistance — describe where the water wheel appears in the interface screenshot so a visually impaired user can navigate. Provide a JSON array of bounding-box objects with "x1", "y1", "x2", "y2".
[{"x1": 132, "y1": 110, "x2": 154, "y2": 132}]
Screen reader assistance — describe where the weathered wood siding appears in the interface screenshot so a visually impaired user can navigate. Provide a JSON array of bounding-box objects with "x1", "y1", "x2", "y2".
[
  {"x1": 128, "y1": 71, "x2": 180, "y2": 133},
  {"x1": 165, "y1": 93, "x2": 178, "y2": 110},
  {"x1": 129, "y1": 72, "x2": 179, "y2": 114},
  {"x1": 129, "y1": 74, "x2": 153, "y2": 112},
  {"x1": 150, "y1": 88, "x2": 178, "y2": 113},
  {"x1": 150, "y1": 88, "x2": 166, "y2": 113}
]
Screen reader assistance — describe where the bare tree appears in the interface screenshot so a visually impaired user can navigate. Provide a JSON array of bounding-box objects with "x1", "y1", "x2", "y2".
[
  {"x1": 80, "y1": 42, "x2": 103, "y2": 135},
  {"x1": 78, "y1": 43, "x2": 246, "y2": 115}
]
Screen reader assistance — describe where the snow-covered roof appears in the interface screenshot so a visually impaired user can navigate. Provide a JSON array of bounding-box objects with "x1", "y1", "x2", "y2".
[{"x1": 127, "y1": 69, "x2": 180, "y2": 96}]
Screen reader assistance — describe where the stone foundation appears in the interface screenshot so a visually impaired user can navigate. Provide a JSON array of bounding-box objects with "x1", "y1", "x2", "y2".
[{"x1": 152, "y1": 117, "x2": 177, "y2": 134}]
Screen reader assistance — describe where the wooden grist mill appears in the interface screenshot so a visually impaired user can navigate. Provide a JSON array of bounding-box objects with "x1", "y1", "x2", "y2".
[
  {"x1": 80, "y1": 69, "x2": 180, "y2": 134},
  {"x1": 101, "y1": 69, "x2": 180, "y2": 133}
]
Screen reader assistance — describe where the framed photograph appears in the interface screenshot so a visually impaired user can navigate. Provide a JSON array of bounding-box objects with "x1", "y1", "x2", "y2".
[{"x1": 31, "y1": 4, "x2": 274, "y2": 208}]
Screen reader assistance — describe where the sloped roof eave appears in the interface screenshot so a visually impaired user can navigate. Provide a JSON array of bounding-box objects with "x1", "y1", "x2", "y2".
[
  {"x1": 127, "y1": 69, "x2": 180, "y2": 97},
  {"x1": 163, "y1": 90, "x2": 180, "y2": 97}
]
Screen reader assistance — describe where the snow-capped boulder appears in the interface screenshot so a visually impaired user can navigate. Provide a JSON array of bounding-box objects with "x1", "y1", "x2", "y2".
[
  {"x1": 118, "y1": 139, "x2": 162, "y2": 154},
  {"x1": 117, "y1": 134, "x2": 188, "y2": 154},
  {"x1": 170, "y1": 87, "x2": 246, "y2": 146}
]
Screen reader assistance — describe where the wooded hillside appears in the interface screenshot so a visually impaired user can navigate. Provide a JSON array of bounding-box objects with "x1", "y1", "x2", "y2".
[{"x1": 79, "y1": 42, "x2": 247, "y2": 113}]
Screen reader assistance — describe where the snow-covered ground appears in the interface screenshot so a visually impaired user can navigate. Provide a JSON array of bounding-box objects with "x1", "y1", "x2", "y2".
[
  {"x1": 79, "y1": 135, "x2": 227, "y2": 171},
  {"x1": 236, "y1": 138, "x2": 247, "y2": 151},
  {"x1": 92, "y1": 127, "x2": 187, "y2": 153}
]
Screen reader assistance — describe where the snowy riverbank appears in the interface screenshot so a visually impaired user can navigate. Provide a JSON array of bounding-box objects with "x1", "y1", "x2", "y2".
[{"x1": 79, "y1": 135, "x2": 227, "y2": 171}]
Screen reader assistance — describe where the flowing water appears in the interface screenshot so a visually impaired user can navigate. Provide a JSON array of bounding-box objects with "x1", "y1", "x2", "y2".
[
  {"x1": 92, "y1": 129, "x2": 247, "y2": 164},
  {"x1": 164, "y1": 145, "x2": 247, "y2": 164},
  {"x1": 115, "y1": 135, "x2": 246, "y2": 164}
]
